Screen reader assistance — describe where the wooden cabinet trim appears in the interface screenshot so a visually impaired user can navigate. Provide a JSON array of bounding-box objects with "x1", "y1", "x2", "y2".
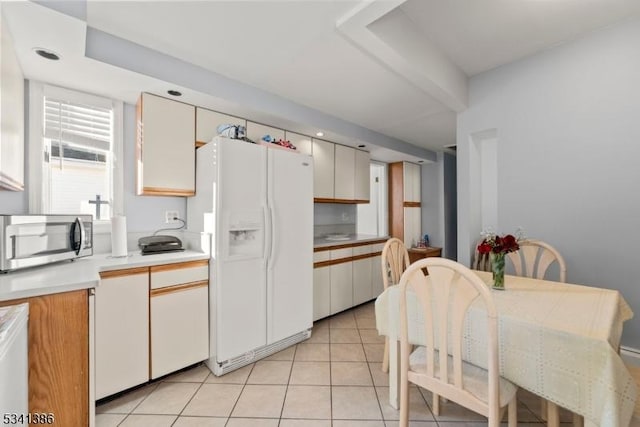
[
  {"x1": 149, "y1": 280, "x2": 208, "y2": 297},
  {"x1": 150, "y1": 259, "x2": 209, "y2": 273},
  {"x1": 389, "y1": 162, "x2": 405, "y2": 242},
  {"x1": 0, "y1": 290, "x2": 89, "y2": 426},
  {"x1": 100, "y1": 267, "x2": 149, "y2": 279},
  {"x1": 314, "y1": 238, "x2": 388, "y2": 252},
  {"x1": 314, "y1": 198, "x2": 369, "y2": 204},
  {"x1": 314, "y1": 252, "x2": 381, "y2": 268},
  {"x1": 195, "y1": 141, "x2": 206, "y2": 148},
  {"x1": 141, "y1": 187, "x2": 195, "y2": 197}
]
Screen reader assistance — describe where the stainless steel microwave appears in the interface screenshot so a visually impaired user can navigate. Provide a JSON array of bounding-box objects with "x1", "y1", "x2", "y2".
[{"x1": 0, "y1": 215, "x2": 93, "y2": 273}]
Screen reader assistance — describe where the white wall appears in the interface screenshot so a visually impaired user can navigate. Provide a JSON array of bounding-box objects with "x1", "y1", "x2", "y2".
[
  {"x1": 457, "y1": 18, "x2": 640, "y2": 348},
  {"x1": 0, "y1": 103, "x2": 186, "y2": 233}
]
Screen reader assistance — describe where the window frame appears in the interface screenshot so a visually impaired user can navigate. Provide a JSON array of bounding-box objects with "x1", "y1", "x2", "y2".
[{"x1": 28, "y1": 81, "x2": 124, "y2": 234}]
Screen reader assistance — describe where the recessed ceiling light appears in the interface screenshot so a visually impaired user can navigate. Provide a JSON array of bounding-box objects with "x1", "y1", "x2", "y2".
[
  {"x1": 167, "y1": 90, "x2": 182, "y2": 97},
  {"x1": 33, "y1": 48, "x2": 60, "y2": 61},
  {"x1": 315, "y1": 132, "x2": 324, "y2": 137},
  {"x1": 358, "y1": 144, "x2": 366, "y2": 148}
]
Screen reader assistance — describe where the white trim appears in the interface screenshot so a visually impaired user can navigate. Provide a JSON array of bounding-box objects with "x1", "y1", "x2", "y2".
[
  {"x1": 28, "y1": 81, "x2": 44, "y2": 214},
  {"x1": 27, "y1": 81, "x2": 124, "y2": 233},
  {"x1": 111, "y1": 99, "x2": 124, "y2": 216}
]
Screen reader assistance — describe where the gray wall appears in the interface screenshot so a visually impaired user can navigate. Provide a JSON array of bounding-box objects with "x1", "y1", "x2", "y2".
[
  {"x1": 457, "y1": 18, "x2": 640, "y2": 348},
  {"x1": 421, "y1": 158, "x2": 443, "y2": 250},
  {"x1": 443, "y1": 152, "x2": 457, "y2": 259}
]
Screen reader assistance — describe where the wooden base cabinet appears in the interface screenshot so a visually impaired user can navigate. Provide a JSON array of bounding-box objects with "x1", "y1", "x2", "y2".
[
  {"x1": 0, "y1": 290, "x2": 90, "y2": 427},
  {"x1": 95, "y1": 268, "x2": 149, "y2": 400}
]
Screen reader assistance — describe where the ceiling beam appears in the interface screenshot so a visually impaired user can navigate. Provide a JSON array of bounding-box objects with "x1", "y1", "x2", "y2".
[{"x1": 337, "y1": 0, "x2": 468, "y2": 112}]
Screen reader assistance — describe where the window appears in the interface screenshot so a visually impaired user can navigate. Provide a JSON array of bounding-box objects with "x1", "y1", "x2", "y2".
[
  {"x1": 29, "y1": 83, "x2": 123, "y2": 232},
  {"x1": 357, "y1": 162, "x2": 388, "y2": 236}
]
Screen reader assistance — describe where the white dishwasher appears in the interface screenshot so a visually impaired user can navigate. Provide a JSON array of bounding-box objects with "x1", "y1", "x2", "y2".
[{"x1": 0, "y1": 303, "x2": 28, "y2": 414}]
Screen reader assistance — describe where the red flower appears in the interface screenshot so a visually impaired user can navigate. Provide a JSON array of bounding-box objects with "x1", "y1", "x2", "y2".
[
  {"x1": 477, "y1": 242, "x2": 492, "y2": 254},
  {"x1": 477, "y1": 232, "x2": 520, "y2": 255}
]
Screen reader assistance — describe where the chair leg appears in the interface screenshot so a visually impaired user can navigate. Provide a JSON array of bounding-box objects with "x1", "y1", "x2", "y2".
[
  {"x1": 508, "y1": 397, "x2": 518, "y2": 427},
  {"x1": 573, "y1": 413, "x2": 584, "y2": 427},
  {"x1": 399, "y1": 371, "x2": 410, "y2": 426},
  {"x1": 382, "y1": 337, "x2": 389, "y2": 373},
  {"x1": 547, "y1": 401, "x2": 560, "y2": 427},
  {"x1": 432, "y1": 393, "x2": 440, "y2": 416},
  {"x1": 540, "y1": 398, "x2": 547, "y2": 421}
]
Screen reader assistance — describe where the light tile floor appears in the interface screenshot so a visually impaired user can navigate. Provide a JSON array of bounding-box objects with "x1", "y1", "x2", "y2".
[{"x1": 97, "y1": 301, "x2": 575, "y2": 427}]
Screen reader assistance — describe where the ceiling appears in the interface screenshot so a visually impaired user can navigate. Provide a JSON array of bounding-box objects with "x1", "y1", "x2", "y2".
[{"x1": 3, "y1": 0, "x2": 640, "y2": 161}]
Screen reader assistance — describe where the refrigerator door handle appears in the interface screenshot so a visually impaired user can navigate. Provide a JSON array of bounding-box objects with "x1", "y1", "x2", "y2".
[
  {"x1": 267, "y1": 205, "x2": 276, "y2": 271},
  {"x1": 263, "y1": 205, "x2": 272, "y2": 266}
]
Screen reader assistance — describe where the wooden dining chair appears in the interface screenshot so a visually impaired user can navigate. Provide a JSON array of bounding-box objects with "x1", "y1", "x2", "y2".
[
  {"x1": 398, "y1": 257, "x2": 518, "y2": 427},
  {"x1": 472, "y1": 239, "x2": 493, "y2": 272},
  {"x1": 381, "y1": 237, "x2": 410, "y2": 373},
  {"x1": 506, "y1": 239, "x2": 575, "y2": 427},
  {"x1": 506, "y1": 239, "x2": 566, "y2": 282}
]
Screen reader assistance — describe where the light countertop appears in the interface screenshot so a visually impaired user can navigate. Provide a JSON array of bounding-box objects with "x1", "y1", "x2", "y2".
[
  {"x1": 0, "y1": 250, "x2": 209, "y2": 302},
  {"x1": 313, "y1": 234, "x2": 389, "y2": 249}
]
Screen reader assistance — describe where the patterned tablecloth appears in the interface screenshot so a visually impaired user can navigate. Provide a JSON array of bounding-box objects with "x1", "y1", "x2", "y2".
[{"x1": 375, "y1": 271, "x2": 636, "y2": 427}]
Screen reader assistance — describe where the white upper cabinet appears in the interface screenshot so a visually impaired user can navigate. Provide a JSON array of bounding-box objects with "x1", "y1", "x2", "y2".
[
  {"x1": 0, "y1": 12, "x2": 24, "y2": 191},
  {"x1": 137, "y1": 93, "x2": 195, "y2": 196},
  {"x1": 313, "y1": 139, "x2": 335, "y2": 199},
  {"x1": 354, "y1": 149, "x2": 370, "y2": 201},
  {"x1": 246, "y1": 121, "x2": 285, "y2": 144},
  {"x1": 285, "y1": 131, "x2": 312, "y2": 156},
  {"x1": 334, "y1": 145, "x2": 355, "y2": 200},
  {"x1": 403, "y1": 162, "x2": 421, "y2": 203},
  {"x1": 196, "y1": 107, "x2": 245, "y2": 145}
]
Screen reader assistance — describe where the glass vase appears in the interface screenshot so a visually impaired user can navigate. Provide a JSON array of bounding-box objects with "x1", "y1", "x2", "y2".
[{"x1": 490, "y1": 252, "x2": 506, "y2": 290}]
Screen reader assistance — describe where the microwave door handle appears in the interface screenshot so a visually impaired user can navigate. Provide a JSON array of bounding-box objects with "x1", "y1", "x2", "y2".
[{"x1": 70, "y1": 217, "x2": 83, "y2": 255}]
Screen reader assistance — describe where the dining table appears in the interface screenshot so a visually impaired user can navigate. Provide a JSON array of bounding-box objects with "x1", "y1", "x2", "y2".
[{"x1": 375, "y1": 270, "x2": 636, "y2": 427}]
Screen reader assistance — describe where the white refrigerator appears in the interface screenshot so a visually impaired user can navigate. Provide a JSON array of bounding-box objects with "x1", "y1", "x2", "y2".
[{"x1": 188, "y1": 136, "x2": 313, "y2": 375}]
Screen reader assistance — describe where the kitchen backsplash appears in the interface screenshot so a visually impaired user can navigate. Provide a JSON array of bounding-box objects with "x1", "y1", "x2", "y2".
[{"x1": 314, "y1": 203, "x2": 356, "y2": 237}]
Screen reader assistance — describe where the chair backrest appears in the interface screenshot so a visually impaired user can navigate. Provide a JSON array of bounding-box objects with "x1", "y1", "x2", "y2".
[
  {"x1": 472, "y1": 239, "x2": 492, "y2": 272},
  {"x1": 399, "y1": 257, "x2": 500, "y2": 413},
  {"x1": 381, "y1": 237, "x2": 410, "y2": 290},
  {"x1": 506, "y1": 239, "x2": 566, "y2": 282}
]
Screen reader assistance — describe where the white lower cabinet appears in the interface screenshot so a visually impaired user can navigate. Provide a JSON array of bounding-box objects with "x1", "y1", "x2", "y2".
[
  {"x1": 150, "y1": 285, "x2": 209, "y2": 379},
  {"x1": 95, "y1": 268, "x2": 149, "y2": 400},
  {"x1": 313, "y1": 266, "x2": 331, "y2": 321},
  {"x1": 313, "y1": 241, "x2": 387, "y2": 321},
  {"x1": 371, "y1": 243, "x2": 385, "y2": 297},
  {"x1": 95, "y1": 260, "x2": 209, "y2": 399},
  {"x1": 353, "y1": 245, "x2": 372, "y2": 306},
  {"x1": 330, "y1": 262, "x2": 353, "y2": 315}
]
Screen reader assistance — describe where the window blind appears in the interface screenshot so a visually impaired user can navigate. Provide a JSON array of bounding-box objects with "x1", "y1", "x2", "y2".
[{"x1": 44, "y1": 97, "x2": 112, "y2": 151}]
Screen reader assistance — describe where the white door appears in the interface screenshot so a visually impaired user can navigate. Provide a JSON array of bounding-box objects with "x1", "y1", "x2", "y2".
[
  {"x1": 216, "y1": 140, "x2": 267, "y2": 362},
  {"x1": 267, "y1": 149, "x2": 314, "y2": 343}
]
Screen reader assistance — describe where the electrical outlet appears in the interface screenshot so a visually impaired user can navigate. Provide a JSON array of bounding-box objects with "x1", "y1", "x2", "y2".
[{"x1": 165, "y1": 211, "x2": 179, "y2": 224}]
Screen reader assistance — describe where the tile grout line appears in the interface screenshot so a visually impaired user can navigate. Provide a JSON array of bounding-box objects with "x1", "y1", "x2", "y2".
[
  {"x1": 168, "y1": 365, "x2": 208, "y2": 426},
  {"x1": 223, "y1": 362, "x2": 256, "y2": 426}
]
